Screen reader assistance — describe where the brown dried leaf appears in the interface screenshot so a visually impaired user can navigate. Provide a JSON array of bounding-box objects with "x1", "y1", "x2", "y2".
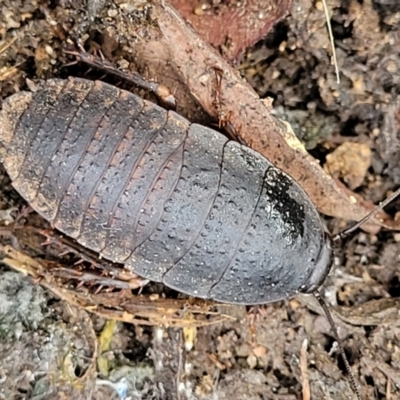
[
  {"x1": 169, "y1": 0, "x2": 292, "y2": 60},
  {"x1": 298, "y1": 294, "x2": 400, "y2": 327},
  {"x1": 334, "y1": 298, "x2": 400, "y2": 326}
]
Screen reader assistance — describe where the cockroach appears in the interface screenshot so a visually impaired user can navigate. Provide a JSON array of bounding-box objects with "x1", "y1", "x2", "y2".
[
  {"x1": 0, "y1": 76, "x2": 332, "y2": 305},
  {"x1": 1, "y1": 72, "x2": 399, "y2": 400}
]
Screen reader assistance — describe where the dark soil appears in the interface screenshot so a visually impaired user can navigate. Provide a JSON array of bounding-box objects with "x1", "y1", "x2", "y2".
[{"x1": 1, "y1": 0, "x2": 400, "y2": 399}]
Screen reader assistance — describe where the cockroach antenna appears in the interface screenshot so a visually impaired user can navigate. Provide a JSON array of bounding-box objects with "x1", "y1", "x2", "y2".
[
  {"x1": 314, "y1": 291, "x2": 361, "y2": 400},
  {"x1": 333, "y1": 186, "x2": 400, "y2": 241},
  {"x1": 315, "y1": 187, "x2": 400, "y2": 400}
]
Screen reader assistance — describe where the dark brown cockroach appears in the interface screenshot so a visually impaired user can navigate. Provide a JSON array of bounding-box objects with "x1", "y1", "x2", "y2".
[{"x1": 0, "y1": 76, "x2": 332, "y2": 305}]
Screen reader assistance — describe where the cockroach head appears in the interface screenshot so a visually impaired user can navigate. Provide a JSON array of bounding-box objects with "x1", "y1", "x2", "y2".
[{"x1": 301, "y1": 232, "x2": 333, "y2": 294}]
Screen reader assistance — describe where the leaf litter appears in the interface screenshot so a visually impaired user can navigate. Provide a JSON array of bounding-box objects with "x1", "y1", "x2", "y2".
[{"x1": 1, "y1": 0, "x2": 400, "y2": 399}]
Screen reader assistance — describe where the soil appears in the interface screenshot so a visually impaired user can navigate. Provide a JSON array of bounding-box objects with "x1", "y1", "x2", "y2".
[{"x1": 1, "y1": 1, "x2": 400, "y2": 399}]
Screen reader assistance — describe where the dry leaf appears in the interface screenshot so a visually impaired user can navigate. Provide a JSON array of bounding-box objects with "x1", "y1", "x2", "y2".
[{"x1": 170, "y1": 0, "x2": 292, "y2": 60}]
